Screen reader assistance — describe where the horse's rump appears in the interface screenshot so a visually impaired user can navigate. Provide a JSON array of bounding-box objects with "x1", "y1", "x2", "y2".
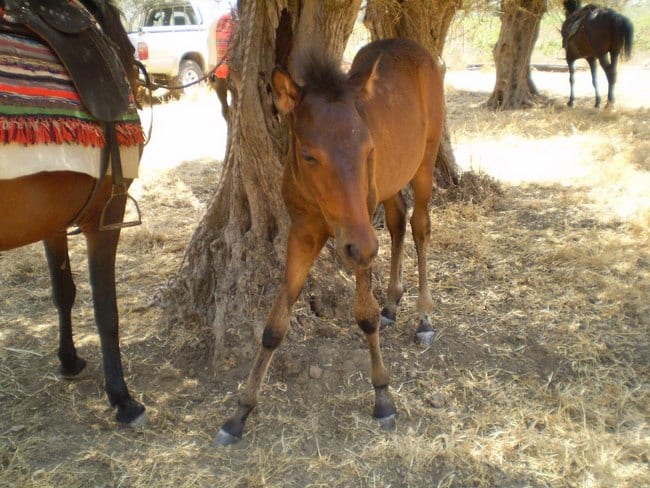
[{"x1": 0, "y1": 31, "x2": 143, "y2": 180}]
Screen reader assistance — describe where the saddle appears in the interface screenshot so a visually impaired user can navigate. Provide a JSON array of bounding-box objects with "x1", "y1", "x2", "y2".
[
  {"x1": 562, "y1": 5, "x2": 599, "y2": 47},
  {"x1": 0, "y1": 0, "x2": 130, "y2": 122},
  {"x1": 0, "y1": 0, "x2": 140, "y2": 230}
]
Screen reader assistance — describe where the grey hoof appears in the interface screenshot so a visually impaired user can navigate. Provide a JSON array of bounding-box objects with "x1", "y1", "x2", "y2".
[
  {"x1": 380, "y1": 314, "x2": 396, "y2": 329},
  {"x1": 213, "y1": 428, "x2": 241, "y2": 447},
  {"x1": 128, "y1": 412, "x2": 149, "y2": 428},
  {"x1": 415, "y1": 330, "x2": 435, "y2": 346},
  {"x1": 377, "y1": 413, "x2": 396, "y2": 431}
]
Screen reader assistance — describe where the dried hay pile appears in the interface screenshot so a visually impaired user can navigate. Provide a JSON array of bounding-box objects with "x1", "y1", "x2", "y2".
[{"x1": 1, "y1": 79, "x2": 648, "y2": 487}]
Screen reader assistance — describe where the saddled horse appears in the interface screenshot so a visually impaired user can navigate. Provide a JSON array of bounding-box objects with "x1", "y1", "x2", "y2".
[
  {"x1": 215, "y1": 38, "x2": 445, "y2": 445},
  {"x1": 0, "y1": 0, "x2": 146, "y2": 426},
  {"x1": 562, "y1": 0, "x2": 634, "y2": 108}
]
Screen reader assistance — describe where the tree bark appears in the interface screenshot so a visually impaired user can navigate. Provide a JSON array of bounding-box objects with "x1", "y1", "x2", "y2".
[
  {"x1": 486, "y1": 0, "x2": 547, "y2": 110},
  {"x1": 364, "y1": 0, "x2": 462, "y2": 188},
  {"x1": 162, "y1": 0, "x2": 361, "y2": 361}
]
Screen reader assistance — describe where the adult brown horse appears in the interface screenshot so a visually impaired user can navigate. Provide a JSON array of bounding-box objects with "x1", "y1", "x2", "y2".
[
  {"x1": 562, "y1": 0, "x2": 634, "y2": 108},
  {"x1": 0, "y1": 0, "x2": 146, "y2": 426},
  {"x1": 215, "y1": 38, "x2": 445, "y2": 445}
]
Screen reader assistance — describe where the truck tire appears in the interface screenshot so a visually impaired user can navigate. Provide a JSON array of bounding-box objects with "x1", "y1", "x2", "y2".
[{"x1": 173, "y1": 59, "x2": 203, "y2": 97}]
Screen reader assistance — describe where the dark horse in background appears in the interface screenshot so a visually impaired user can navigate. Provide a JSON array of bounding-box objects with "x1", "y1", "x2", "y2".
[
  {"x1": 562, "y1": 0, "x2": 634, "y2": 108},
  {"x1": 0, "y1": 0, "x2": 146, "y2": 426},
  {"x1": 215, "y1": 38, "x2": 445, "y2": 445}
]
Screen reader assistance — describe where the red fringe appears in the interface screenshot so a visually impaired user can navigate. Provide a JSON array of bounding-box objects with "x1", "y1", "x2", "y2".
[{"x1": 0, "y1": 116, "x2": 144, "y2": 147}]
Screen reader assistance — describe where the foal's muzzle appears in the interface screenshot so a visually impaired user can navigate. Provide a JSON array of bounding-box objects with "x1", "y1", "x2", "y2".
[{"x1": 337, "y1": 226, "x2": 379, "y2": 269}]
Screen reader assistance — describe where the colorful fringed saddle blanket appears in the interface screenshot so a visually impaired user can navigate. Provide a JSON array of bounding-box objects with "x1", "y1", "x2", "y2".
[{"x1": 0, "y1": 31, "x2": 143, "y2": 180}]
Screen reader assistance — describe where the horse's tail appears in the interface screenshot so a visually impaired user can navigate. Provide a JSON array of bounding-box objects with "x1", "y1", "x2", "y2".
[{"x1": 616, "y1": 14, "x2": 634, "y2": 60}]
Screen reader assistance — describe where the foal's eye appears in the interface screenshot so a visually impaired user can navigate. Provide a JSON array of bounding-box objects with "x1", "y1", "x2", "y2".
[{"x1": 301, "y1": 150, "x2": 318, "y2": 165}]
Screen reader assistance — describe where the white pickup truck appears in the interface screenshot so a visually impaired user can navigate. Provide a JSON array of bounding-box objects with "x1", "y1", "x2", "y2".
[{"x1": 127, "y1": 0, "x2": 231, "y2": 94}]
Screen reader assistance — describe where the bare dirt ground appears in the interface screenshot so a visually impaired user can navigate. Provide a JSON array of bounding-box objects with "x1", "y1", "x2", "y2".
[{"x1": 1, "y1": 67, "x2": 648, "y2": 487}]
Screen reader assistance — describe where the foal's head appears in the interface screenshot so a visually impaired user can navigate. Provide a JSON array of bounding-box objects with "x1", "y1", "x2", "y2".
[{"x1": 272, "y1": 55, "x2": 381, "y2": 268}]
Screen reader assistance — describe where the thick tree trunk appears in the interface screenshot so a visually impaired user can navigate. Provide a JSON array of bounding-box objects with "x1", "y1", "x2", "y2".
[
  {"x1": 486, "y1": 0, "x2": 547, "y2": 110},
  {"x1": 162, "y1": 0, "x2": 361, "y2": 361},
  {"x1": 364, "y1": 0, "x2": 461, "y2": 188}
]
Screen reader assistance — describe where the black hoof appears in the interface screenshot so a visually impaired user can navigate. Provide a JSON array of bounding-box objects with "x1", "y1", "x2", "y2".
[
  {"x1": 115, "y1": 398, "x2": 146, "y2": 426},
  {"x1": 59, "y1": 357, "x2": 87, "y2": 378},
  {"x1": 380, "y1": 308, "x2": 396, "y2": 329},
  {"x1": 213, "y1": 428, "x2": 242, "y2": 447},
  {"x1": 377, "y1": 413, "x2": 396, "y2": 430}
]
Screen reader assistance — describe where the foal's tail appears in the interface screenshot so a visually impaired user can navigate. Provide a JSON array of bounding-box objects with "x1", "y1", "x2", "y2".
[{"x1": 616, "y1": 14, "x2": 634, "y2": 60}]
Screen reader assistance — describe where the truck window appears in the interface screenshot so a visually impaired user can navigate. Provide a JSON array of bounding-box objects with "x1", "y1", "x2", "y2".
[
  {"x1": 172, "y1": 6, "x2": 195, "y2": 26},
  {"x1": 184, "y1": 6, "x2": 199, "y2": 25},
  {"x1": 146, "y1": 8, "x2": 173, "y2": 27}
]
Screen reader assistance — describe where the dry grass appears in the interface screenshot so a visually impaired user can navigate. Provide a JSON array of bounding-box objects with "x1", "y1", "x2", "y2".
[{"x1": 1, "y1": 71, "x2": 649, "y2": 487}]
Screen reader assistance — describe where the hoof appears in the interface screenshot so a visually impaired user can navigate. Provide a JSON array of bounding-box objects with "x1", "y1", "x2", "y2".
[
  {"x1": 213, "y1": 428, "x2": 242, "y2": 447},
  {"x1": 414, "y1": 330, "x2": 436, "y2": 346},
  {"x1": 128, "y1": 411, "x2": 149, "y2": 428},
  {"x1": 115, "y1": 398, "x2": 146, "y2": 426},
  {"x1": 380, "y1": 310, "x2": 396, "y2": 329},
  {"x1": 376, "y1": 413, "x2": 396, "y2": 431},
  {"x1": 59, "y1": 357, "x2": 87, "y2": 379}
]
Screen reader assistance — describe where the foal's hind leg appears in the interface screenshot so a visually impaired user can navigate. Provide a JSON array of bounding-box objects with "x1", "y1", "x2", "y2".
[
  {"x1": 587, "y1": 57, "x2": 601, "y2": 108},
  {"x1": 380, "y1": 193, "x2": 407, "y2": 327},
  {"x1": 356, "y1": 266, "x2": 395, "y2": 428},
  {"x1": 43, "y1": 234, "x2": 87, "y2": 377},
  {"x1": 410, "y1": 155, "x2": 436, "y2": 346}
]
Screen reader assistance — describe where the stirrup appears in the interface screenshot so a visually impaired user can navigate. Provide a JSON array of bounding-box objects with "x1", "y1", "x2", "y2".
[{"x1": 99, "y1": 189, "x2": 142, "y2": 231}]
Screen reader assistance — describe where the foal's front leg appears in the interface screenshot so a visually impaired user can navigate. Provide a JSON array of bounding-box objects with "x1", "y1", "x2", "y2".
[
  {"x1": 215, "y1": 224, "x2": 327, "y2": 446},
  {"x1": 43, "y1": 233, "x2": 87, "y2": 377},
  {"x1": 356, "y1": 266, "x2": 396, "y2": 428}
]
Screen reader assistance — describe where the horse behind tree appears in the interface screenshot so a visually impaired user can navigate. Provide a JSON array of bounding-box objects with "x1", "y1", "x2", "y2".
[
  {"x1": 215, "y1": 37, "x2": 445, "y2": 445},
  {"x1": 562, "y1": 0, "x2": 634, "y2": 108}
]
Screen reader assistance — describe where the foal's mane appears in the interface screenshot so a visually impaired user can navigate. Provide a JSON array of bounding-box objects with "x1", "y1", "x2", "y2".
[{"x1": 297, "y1": 52, "x2": 348, "y2": 102}]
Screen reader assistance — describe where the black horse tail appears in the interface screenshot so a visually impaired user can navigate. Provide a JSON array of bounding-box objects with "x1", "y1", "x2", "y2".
[{"x1": 616, "y1": 14, "x2": 634, "y2": 60}]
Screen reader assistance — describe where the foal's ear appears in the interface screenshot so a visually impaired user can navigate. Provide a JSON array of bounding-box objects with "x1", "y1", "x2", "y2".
[
  {"x1": 272, "y1": 67, "x2": 300, "y2": 114},
  {"x1": 358, "y1": 56, "x2": 381, "y2": 100}
]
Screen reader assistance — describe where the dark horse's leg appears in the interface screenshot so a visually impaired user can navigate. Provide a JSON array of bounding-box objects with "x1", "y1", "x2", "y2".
[
  {"x1": 600, "y1": 51, "x2": 618, "y2": 109},
  {"x1": 214, "y1": 77, "x2": 229, "y2": 121},
  {"x1": 43, "y1": 234, "x2": 87, "y2": 377},
  {"x1": 567, "y1": 58, "x2": 577, "y2": 107},
  {"x1": 587, "y1": 57, "x2": 601, "y2": 108},
  {"x1": 380, "y1": 193, "x2": 407, "y2": 327},
  {"x1": 355, "y1": 266, "x2": 396, "y2": 428},
  {"x1": 82, "y1": 191, "x2": 146, "y2": 426},
  {"x1": 215, "y1": 223, "x2": 328, "y2": 446}
]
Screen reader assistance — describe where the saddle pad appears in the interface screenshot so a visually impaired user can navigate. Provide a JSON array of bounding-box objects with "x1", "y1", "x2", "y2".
[{"x1": 0, "y1": 31, "x2": 143, "y2": 180}]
